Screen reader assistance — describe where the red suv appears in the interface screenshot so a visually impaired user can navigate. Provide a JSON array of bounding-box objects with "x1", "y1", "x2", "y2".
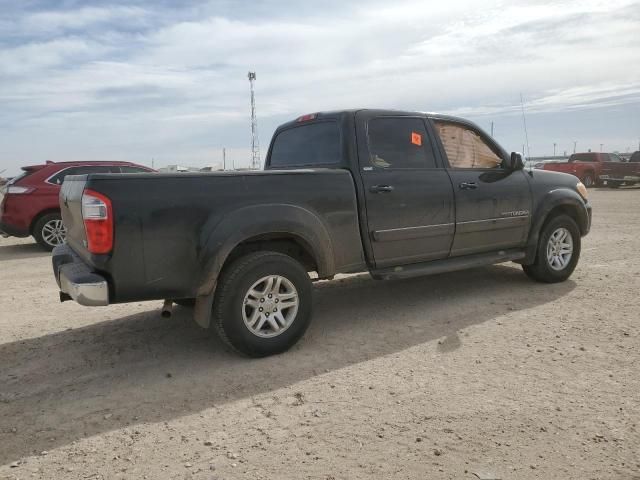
[{"x1": 0, "y1": 161, "x2": 153, "y2": 250}]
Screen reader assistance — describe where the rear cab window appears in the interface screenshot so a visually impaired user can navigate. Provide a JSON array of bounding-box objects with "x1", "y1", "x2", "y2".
[
  {"x1": 569, "y1": 153, "x2": 598, "y2": 163},
  {"x1": 269, "y1": 121, "x2": 341, "y2": 168}
]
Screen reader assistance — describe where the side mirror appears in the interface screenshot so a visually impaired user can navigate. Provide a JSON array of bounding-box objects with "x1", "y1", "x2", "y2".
[{"x1": 509, "y1": 152, "x2": 524, "y2": 170}]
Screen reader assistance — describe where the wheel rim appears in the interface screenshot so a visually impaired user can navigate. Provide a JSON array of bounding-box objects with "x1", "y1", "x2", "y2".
[
  {"x1": 546, "y1": 227, "x2": 573, "y2": 271},
  {"x1": 583, "y1": 175, "x2": 593, "y2": 187},
  {"x1": 41, "y1": 219, "x2": 66, "y2": 247},
  {"x1": 242, "y1": 275, "x2": 299, "y2": 338}
]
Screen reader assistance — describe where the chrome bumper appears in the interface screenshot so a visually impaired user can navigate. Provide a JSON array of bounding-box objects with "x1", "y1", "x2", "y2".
[{"x1": 52, "y1": 244, "x2": 109, "y2": 306}]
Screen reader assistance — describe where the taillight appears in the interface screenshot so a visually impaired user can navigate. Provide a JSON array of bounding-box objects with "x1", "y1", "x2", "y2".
[
  {"x1": 81, "y1": 189, "x2": 113, "y2": 254},
  {"x1": 6, "y1": 185, "x2": 35, "y2": 194}
]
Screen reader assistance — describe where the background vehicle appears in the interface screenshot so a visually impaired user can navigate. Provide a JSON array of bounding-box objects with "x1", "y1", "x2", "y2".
[
  {"x1": 542, "y1": 152, "x2": 640, "y2": 188},
  {"x1": 53, "y1": 109, "x2": 591, "y2": 357},
  {"x1": 630, "y1": 151, "x2": 640, "y2": 163},
  {"x1": 0, "y1": 161, "x2": 154, "y2": 250}
]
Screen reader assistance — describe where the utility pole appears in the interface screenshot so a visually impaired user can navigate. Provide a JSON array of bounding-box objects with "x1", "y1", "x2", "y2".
[
  {"x1": 573, "y1": 141, "x2": 577, "y2": 154},
  {"x1": 490, "y1": 122, "x2": 494, "y2": 137},
  {"x1": 248, "y1": 72, "x2": 260, "y2": 170},
  {"x1": 222, "y1": 148, "x2": 226, "y2": 171},
  {"x1": 553, "y1": 143, "x2": 556, "y2": 156},
  {"x1": 600, "y1": 143, "x2": 603, "y2": 152}
]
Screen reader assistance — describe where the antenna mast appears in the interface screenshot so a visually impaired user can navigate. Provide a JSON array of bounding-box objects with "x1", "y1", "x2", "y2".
[
  {"x1": 248, "y1": 72, "x2": 260, "y2": 169},
  {"x1": 520, "y1": 93, "x2": 530, "y2": 158}
]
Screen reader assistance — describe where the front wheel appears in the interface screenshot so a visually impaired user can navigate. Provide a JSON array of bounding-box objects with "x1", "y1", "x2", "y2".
[
  {"x1": 522, "y1": 214, "x2": 581, "y2": 283},
  {"x1": 212, "y1": 251, "x2": 313, "y2": 357},
  {"x1": 33, "y1": 213, "x2": 66, "y2": 251}
]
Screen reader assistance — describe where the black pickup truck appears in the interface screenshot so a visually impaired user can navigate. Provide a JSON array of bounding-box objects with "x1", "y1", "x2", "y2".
[{"x1": 53, "y1": 109, "x2": 592, "y2": 357}]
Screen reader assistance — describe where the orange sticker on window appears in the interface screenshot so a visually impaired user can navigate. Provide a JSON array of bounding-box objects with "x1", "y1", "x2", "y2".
[{"x1": 411, "y1": 132, "x2": 422, "y2": 146}]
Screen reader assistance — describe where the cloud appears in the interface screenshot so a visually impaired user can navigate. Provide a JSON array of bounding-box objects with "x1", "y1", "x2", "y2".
[{"x1": 0, "y1": 0, "x2": 639, "y2": 173}]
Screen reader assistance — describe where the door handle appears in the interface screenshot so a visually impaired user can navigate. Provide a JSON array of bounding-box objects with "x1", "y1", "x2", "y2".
[
  {"x1": 458, "y1": 182, "x2": 478, "y2": 190},
  {"x1": 370, "y1": 184, "x2": 394, "y2": 193}
]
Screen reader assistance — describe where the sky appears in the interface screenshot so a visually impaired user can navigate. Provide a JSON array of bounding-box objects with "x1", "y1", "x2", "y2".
[{"x1": 1, "y1": 0, "x2": 639, "y2": 175}]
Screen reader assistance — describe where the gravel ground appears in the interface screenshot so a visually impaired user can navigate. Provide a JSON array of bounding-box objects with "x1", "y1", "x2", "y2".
[{"x1": 1, "y1": 187, "x2": 639, "y2": 480}]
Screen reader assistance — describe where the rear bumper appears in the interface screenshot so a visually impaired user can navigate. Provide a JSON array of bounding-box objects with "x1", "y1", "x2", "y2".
[
  {"x1": 0, "y1": 221, "x2": 30, "y2": 238},
  {"x1": 52, "y1": 244, "x2": 109, "y2": 306}
]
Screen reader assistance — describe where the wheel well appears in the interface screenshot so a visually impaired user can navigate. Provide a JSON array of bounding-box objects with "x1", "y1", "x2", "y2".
[
  {"x1": 29, "y1": 209, "x2": 61, "y2": 235},
  {"x1": 543, "y1": 204, "x2": 584, "y2": 234},
  {"x1": 224, "y1": 234, "x2": 319, "y2": 274}
]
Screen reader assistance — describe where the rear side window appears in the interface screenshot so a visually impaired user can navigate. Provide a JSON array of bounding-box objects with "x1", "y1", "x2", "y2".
[
  {"x1": 120, "y1": 166, "x2": 150, "y2": 173},
  {"x1": 367, "y1": 117, "x2": 436, "y2": 169},
  {"x1": 270, "y1": 122, "x2": 340, "y2": 167},
  {"x1": 48, "y1": 165, "x2": 120, "y2": 185},
  {"x1": 434, "y1": 121, "x2": 503, "y2": 169}
]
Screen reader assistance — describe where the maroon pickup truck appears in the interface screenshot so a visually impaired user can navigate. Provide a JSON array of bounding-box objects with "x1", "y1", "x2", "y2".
[{"x1": 542, "y1": 152, "x2": 640, "y2": 188}]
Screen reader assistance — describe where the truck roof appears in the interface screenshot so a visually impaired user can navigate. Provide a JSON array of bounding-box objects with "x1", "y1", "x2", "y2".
[{"x1": 275, "y1": 109, "x2": 476, "y2": 131}]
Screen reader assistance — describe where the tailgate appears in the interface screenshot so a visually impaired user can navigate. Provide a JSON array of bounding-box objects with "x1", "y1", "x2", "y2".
[{"x1": 59, "y1": 175, "x2": 88, "y2": 251}]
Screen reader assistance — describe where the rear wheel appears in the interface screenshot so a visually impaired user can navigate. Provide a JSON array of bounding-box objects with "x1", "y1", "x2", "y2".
[
  {"x1": 33, "y1": 213, "x2": 66, "y2": 251},
  {"x1": 522, "y1": 214, "x2": 580, "y2": 283},
  {"x1": 212, "y1": 251, "x2": 313, "y2": 357},
  {"x1": 582, "y1": 173, "x2": 595, "y2": 188}
]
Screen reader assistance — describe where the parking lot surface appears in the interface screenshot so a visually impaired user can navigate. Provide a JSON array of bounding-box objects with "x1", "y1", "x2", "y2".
[{"x1": 1, "y1": 188, "x2": 638, "y2": 479}]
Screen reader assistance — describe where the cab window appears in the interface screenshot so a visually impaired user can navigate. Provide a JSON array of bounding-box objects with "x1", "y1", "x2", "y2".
[
  {"x1": 434, "y1": 121, "x2": 503, "y2": 169},
  {"x1": 367, "y1": 117, "x2": 436, "y2": 169},
  {"x1": 270, "y1": 122, "x2": 340, "y2": 167}
]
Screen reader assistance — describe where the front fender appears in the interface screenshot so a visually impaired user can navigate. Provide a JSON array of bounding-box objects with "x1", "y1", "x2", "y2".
[
  {"x1": 524, "y1": 188, "x2": 591, "y2": 261},
  {"x1": 195, "y1": 203, "x2": 335, "y2": 296}
]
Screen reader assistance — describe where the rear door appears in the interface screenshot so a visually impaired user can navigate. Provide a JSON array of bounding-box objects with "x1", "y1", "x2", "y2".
[
  {"x1": 355, "y1": 112, "x2": 455, "y2": 268},
  {"x1": 431, "y1": 119, "x2": 532, "y2": 256}
]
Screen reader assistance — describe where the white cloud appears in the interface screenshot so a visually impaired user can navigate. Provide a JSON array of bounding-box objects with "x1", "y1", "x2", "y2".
[{"x1": 0, "y1": 0, "x2": 639, "y2": 173}]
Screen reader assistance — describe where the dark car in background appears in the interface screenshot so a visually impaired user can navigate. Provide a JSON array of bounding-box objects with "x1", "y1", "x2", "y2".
[{"x1": 0, "y1": 161, "x2": 154, "y2": 250}]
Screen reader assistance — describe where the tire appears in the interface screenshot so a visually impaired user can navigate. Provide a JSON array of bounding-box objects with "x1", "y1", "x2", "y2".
[
  {"x1": 212, "y1": 251, "x2": 313, "y2": 357},
  {"x1": 582, "y1": 173, "x2": 595, "y2": 188},
  {"x1": 33, "y1": 212, "x2": 66, "y2": 251},
  {"x1": 522, "y1": 214, "x2": 581, "y2": 283}
]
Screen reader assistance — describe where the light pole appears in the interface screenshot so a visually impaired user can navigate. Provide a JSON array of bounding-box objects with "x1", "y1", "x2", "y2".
[
  {"x1": 573, "y1": 141, "x2": 577, "y2": 154},
  {"x1": 553, "y1": 143, "x2": 556, "y2": 156},
  {"x1": 600, "y1": 143, "x2": 603, "y2": 152}
]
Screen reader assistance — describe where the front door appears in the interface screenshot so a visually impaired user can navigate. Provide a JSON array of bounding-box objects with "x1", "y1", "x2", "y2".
[
  {"x1": 355, "y1": 112, "x2": 455, "y2": 268},
  {"x1": 431, "y1": 119, "x2": 532, "y2": 256}
]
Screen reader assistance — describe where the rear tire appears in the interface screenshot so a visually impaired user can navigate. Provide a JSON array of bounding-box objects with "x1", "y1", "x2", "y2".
[
  {"x1": 522, "y1": 214, "x2": 581, "y2": 283},
  {"x1": 582, "y1": 173, "x2": 595, "y2": 188},
  {"x1": 212, "y1": 251, "x2": 313, "y2": 357},
  {"x1": 33, "y1": 212, "x2": 66, "y2": 251}
]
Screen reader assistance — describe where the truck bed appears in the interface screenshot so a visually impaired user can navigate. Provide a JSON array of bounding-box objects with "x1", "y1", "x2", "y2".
[{"x1": 60, "y1": 169, "x2": 365, "y2": 303}]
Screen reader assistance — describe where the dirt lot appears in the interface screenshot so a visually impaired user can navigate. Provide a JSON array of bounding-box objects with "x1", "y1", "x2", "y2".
[{"x1": 1, "y1": 187, "x2": 639, "y2": 480}]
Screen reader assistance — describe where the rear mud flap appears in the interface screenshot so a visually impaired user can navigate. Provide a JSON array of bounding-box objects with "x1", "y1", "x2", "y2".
[{"x1": 193, "y1": 289, "x2": 215, "y2": 329}]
